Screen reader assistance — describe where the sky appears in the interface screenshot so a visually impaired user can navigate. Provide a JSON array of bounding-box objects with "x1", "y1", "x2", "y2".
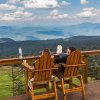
[
  {"x1": 0, "y1": 0, "x2": 100, "y2": 40},
  {"x1": 0, "y1": 0, "x2": 100, "y2": 26}
]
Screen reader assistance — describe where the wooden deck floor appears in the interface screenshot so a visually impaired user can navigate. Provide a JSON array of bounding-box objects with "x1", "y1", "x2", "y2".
[{"x1": 5, "y1": 80, "x2": 100, "y2": 100}]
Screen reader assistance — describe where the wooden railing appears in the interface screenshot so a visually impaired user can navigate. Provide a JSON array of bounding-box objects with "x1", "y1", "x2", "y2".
[
  {"x1": 0, "y1": 56, "x2": 39, "y2": 65},
  {"x1": 0, "y1": 50, "x2": 100, "y2": 65},
  {"x1": 81, "y1": 50, "x2": 100, "y2": 55},
  {"x1": 0, "y1": 50, "x2": 100, "y2": 85}
]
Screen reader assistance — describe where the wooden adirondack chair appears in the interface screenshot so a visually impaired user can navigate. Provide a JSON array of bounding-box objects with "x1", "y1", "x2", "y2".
[
  {"x1": 22, "y1": 52, "x2": 58, "y2": 100},
  {"x1": 56, "y1": 50, "x2": 86, "y2": 100}
]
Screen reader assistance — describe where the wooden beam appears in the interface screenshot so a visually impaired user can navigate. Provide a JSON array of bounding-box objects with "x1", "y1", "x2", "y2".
[
  {"x1": 81, "y1": 50, "x2": 100, "y2": 55},
  {"x1": 0, "y1": 56, "x2": 39, "y2": 65},
  {"x1": 0, "y1": 50, "x2": 100, "y2": 66}
]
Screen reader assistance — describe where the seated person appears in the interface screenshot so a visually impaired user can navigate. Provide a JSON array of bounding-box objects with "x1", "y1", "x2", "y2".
[
  {"x1": 54, "y1": 47, "x2": 76, "y2": 77},
  {"x1": 22, "y1": 48, "x2": 50, "y2": 70},
  {"x1": 22, "y1": 48, "x2": 51, "y2": 80},
  {"x1": 54, "y1": 47, "x2": 76, "y2": 64}
]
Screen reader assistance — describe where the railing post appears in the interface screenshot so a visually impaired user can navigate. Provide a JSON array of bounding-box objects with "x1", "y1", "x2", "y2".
[
  {"x1": 24, "y1": 68, "x2": 33, "y2": 98},
  {"x1": 25, "y1": 68, "x2": 29, "y2": 96},
  {"x1": 82, "y1": 55, "x2": 88, "y2": 84}
]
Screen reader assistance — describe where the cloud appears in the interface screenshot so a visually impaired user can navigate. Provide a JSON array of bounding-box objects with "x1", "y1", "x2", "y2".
[
  {"x1": 0, "y1": 10, "x2": 33, "y2": 21},
  {"x1": 7, "y1": 0, "x2": 70, "y2": 8},
  {"x1": 7, "y1": 0, "x2": 20, "y2": 4},
  {"x1": 56, "y1": 7, "x2": 100, "y2": 25},
  {"x1": 0, "y1": 4, "x2": 16, "y2": 10},
  {"x1": 74, "y1": 8, "x2": 100, "y2": 24},
  {"x1": 58, "y1": 14, "x2": 69, "y2": 19},
  {"x1": 61, "y1": 1, "x2": 71, "y2": 7},
  {"x1": 83, "y1": 8, "x2": 94, "y2": 11},
  {"x1": 77, "y1": 11, "x2": 95, "y2": 18},
  {"x1": 1, "y1": 1, "x2": 100, "y2": 26},
  {"x1": 17, "y1": 7, "x2": 24, "y2": 11},
  {"x1": 13, "y1": 10, "x2": 33, "y2": 18},
  {"x1": 0, "y1": 3, "x2": 24, "y2": 11},
  {"x1": 50, "y1": 9, "x2": 59, "y2": 16},
  {"x1": 92, "y1": 9, "x2": 100, "y2": 16},
  {"x1": 49, "y1": 9, "x2": 69, "y2": 19},
  {"x1": 21, "y1": 0, "x2": 59, "y2": 8},
  {"x1": 0, "y1": 13, "x2": 15, "y2": 21},
  {"x1": 80, "y1": 0, "x2": 88, "y2": 5},
  {"x1": 76, "y1": 8, "x2": 100, "y2": 19}
]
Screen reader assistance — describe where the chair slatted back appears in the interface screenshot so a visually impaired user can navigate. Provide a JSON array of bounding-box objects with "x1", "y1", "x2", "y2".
[
  {"x1": 64, "y1": 50, "x2": 82, "y2": 77},
  {"x1": 33, "y1": 52, "x2": 54, "y2": 82}
]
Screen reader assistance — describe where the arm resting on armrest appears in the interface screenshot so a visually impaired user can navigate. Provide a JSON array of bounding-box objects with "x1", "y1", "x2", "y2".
[{"x1": 22, "y1": 60, "x2": 34, "y2": 70}]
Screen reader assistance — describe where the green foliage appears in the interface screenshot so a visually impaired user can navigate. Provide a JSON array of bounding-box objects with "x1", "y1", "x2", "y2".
[
  {"x1": 0, "y1": 66, "x2": 25, "y2": 99},
  {"x1": 0, "y1": 66, "x2": 13, "y2": 99},
  {"x1": 12, "y1": 65, "x2": 26, "y2": 96},
  {"x1": 88, "y1": 64, "x2": 100, "y2": 80}
]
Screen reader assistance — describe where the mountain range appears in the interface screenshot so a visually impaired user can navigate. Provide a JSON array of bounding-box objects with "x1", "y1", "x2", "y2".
[
  {"x1": 0, "y1": 36, "x2": 99, "y2": 58},
  {"x1": 0, "y1": 22, "x2": 100, "y2": 41}
]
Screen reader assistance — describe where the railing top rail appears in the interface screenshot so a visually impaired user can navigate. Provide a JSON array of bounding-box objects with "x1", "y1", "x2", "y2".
[
  {"x1": 81, "y1": 50, "x2": 100, "y2": 55},
  {"x1": 0, "y1": 56, "x2": 39, "y2": 65},
  {"x1": 0, "y1": 50, "x2": 100, "y2": 66}
]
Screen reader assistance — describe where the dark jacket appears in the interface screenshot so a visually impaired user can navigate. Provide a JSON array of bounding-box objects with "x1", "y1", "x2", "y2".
[
  {"x1": 54, "y1": 53, "x2": 68, "y2": 64},
  {"x1": 54, "y1": 53, "x2": 69, "y2": 75}
]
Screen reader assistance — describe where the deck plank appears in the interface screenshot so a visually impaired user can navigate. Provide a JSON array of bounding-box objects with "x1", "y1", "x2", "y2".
[{"x1": 4, "y1": 80, "x2": 100, "y2": 100}]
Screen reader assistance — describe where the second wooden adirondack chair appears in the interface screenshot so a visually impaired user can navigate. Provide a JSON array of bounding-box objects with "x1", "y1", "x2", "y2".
[{"x1": 56, "y1": 50, "x2": 86, "y2": 100}]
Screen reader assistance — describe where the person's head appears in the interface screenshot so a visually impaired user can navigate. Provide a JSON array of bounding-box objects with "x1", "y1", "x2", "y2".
[
  {"x1": 66, "y1": 47, "x2": 76, "y2": 55},
  {"x1": 42, "y1": 48, "x2": 50, "y2": 55}
]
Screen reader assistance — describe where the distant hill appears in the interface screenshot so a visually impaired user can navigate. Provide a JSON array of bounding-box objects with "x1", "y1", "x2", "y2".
[
  {"x1": 0, "y1": 38, "x2": 14, "y2": 43},
  {"x1": 0, "y1": 23, "x2": 100, "y2": 40},
  {"x1": 0, "y1": 36, "x2": 99, "y2": 58}
]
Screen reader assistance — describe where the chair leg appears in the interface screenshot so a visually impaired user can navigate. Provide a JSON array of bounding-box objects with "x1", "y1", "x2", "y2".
[
  {"x1": 25, "y1": 69, "x2": 29, "y2": 97},
  {"x1": 69, "y1": 78, "x2": 72, "y2": 89},
  {"x1": 46, "y1": 82, "x2": 49, "y2": 92},
  {"x1": 31, "y1": 86, "x2": 35, "y2": 100},
  {"x1": 61, "y1": 78, "x2": 66, "y2": 100},
  {"x1": 53, "y1": 81, "x2": 58, "y2": 100},
  {"x1": 26, "y1": 86, "x2": 29, "y2": 98},
  {"x1": 80, "y1": 75, "x2": 86, "y2": 99}
]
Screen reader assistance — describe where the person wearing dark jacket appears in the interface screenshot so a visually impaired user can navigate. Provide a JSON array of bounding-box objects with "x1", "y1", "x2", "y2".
[{"x1": 54, "y1": 47, "x2": 76, "y2": 77}]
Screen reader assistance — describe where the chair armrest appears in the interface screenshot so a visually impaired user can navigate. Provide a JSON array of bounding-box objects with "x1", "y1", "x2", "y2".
[
  {"x1": 64, "y1": 64, "x2": 86, "y2": 67},
  {"x1": 81, "y1": 60, "x2": 85, "y2": 64},
  {"x1": 22, "y1": 60, "x2": 34, "y2": 70},
  {"x1": 56, "y1": 63, "x2": 86, "y2": 68}
]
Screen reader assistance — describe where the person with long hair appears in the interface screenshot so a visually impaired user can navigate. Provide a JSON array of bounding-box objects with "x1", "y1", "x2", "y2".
[{"x1": 54, "y1": 47, "x2": 76, "y2": 77}]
